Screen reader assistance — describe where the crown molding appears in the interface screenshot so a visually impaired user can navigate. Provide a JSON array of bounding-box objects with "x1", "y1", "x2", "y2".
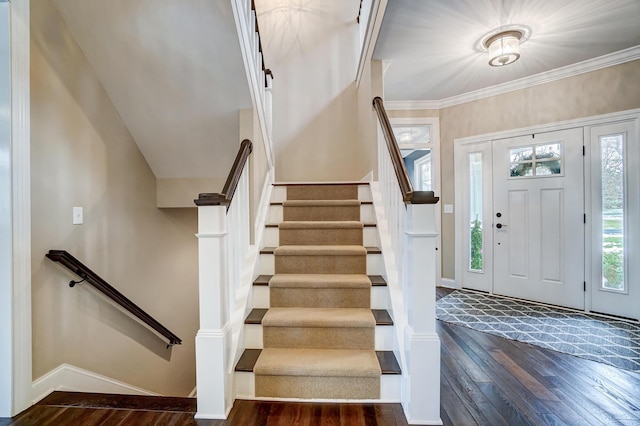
[
  {"x1": 385, "y1": 45, "x2": 640, "y2": 111},
  {"x1": 385, "y1": 99, "x2": 441, "y2": 110}
]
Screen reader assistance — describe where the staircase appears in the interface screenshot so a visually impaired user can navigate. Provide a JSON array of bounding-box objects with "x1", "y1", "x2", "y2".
[{"x1": 235, "y1": 183, "x2": 401, "y2": 400}]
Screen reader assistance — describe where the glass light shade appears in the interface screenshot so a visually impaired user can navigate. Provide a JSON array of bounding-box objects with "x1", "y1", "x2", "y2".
[{"x1": 486, "y1": 31, "x2": 521, "y2": 67}]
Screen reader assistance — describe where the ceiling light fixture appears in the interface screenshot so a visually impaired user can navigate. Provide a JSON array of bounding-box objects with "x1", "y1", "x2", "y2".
[{"x1": 484, "y1": 30, "x2": 523, "y2": 67}]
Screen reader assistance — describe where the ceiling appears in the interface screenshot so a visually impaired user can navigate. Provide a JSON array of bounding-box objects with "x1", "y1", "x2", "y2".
[
  {"x1": 373, "y1": 0, "x2": 640, "y2": 102},
  {"x1": 53, "y1": 0, "x2": 252, "y2": 179}
]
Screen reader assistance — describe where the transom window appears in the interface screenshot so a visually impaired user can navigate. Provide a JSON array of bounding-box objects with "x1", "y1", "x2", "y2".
[{"x1": 509, "y1": 142, "x2": 562, "y2": 177}]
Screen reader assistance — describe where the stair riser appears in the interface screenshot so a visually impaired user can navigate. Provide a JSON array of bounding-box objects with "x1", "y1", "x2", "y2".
[
  {"x1": 279, "y1": 228, "x2": 363, "y2": 246},
  {"x1": 270, "y1": 185, "x2": 372, "y2": 203},
  {"x1": 275, "y1": 254, "x2": 366, "y2": 275},
  {"x1": 270, "y1": 287, "x2": 370, "y2": 308},
  {"x1": 264, "y1": 227, "x2": 379, "y2": 247},
  {"x1": 263, "y1": 327, "x2": 374, "y2": 350},
  {"x1": 234, "y1": 372, "x2": 401, "y2": 402},
  {"x1": 258, "y1": 253, "x2": 384, "y2": 275},
  {"x1": 267, "y1": 204, "x2": 376, "y2": 224},
  {"x1": 255, "y1": 375, "x2": 380, "y2": 399},
  {"x1": 251, "y1": 285, "x2": 389, "y2": 309},
  {"x1": 244, "y1": 324, "x2": 394, "y2": 350}
]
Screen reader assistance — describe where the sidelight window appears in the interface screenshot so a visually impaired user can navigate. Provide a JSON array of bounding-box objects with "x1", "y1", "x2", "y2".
[
  {"x1": 600, "y1": 134, "x2": 625, "y2": 291},
  {"x1": 469, "y1": 152, "x2": 483, "y2": 271}
]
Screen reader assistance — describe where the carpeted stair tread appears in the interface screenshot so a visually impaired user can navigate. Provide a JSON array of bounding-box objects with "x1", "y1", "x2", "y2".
[
  {"x1": 245, "y1": 308, "x2": 392, "y2": 325},
  {"x1": 269, "y1": 274, "x2": 371, "y2": 289},
  {"x1": 235, "y1": 348, "x2": 401, "y2": 375},
  {"x1": 264, "y1": 246, "x2": 379, "y2": 254},
  {"x1": 278, "y1": 221, "x2": 363, "y2": 229},
  {"x1": 253, "y1": 274, "x2": 386, "y2": 287},
  {"x1": 262, "y1": 308, "x2": 375, "y2": 328},
  {"x1": 274, "y1": 245, "x2": 366, "y2": 256},
  {"x1": 254, "y1": 348, "x2": 381, "y2": 377}
]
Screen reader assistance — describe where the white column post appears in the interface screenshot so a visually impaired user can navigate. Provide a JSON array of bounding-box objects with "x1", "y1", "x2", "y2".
[
  {"x1": 1, "y1": 0, "x2": 31, "y2": 417},
  {"x1": 194, "y1": 203, "x2": 233, "y2": 419},
  {"x1": 402, "y1": 203, "x2": 441, "y2": 425}
]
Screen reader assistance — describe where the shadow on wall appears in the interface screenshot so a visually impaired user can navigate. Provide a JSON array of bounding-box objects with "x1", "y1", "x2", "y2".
[
  {"x1": 256, "y1": 0, "x2": 360, "y2": 62},
  {"x1": 275, "y1": 82, "x2": 364, "y2": 181}
]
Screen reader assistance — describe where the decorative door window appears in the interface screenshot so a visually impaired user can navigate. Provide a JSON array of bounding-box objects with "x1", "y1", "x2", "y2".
[{"x1": 509, "y1": 142, "x2": 562, "y2": 177}]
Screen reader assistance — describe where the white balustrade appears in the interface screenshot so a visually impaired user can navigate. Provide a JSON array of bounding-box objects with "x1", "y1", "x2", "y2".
[
  {"x1": 195, "y1": 165, "x2": 251, "y2": 419},
  {"x1": 375, "y1": 113, "x2": 441, "y2": 425},
  {"x1": 231, "y1": 0, "x2": 274, "y2": 168}
]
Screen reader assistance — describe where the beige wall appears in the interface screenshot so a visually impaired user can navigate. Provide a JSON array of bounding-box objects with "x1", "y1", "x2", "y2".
[
  {"x1": 257, "y1": 2, "x2": 366, "y2": 182},
  {"x1": 31, "y1": 0, "x2": 199, "y2": 396},
  {"x1": 439, "y1": 60, "x2": 640, "y2": 280},
  {"x1": 157, "y1": 178, "x2": 225, "y2": 208}
]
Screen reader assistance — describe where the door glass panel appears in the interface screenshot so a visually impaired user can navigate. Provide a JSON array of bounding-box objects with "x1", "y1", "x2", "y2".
[
  {"x1": 469, "y1": 152, "x2": 483, "y2": 271},
  {"x1": 510, "y1": 162, "x2": 534, "y2": 177},
  {"x1": 600, "y1": 134, "x2": 625, "y2": 291},
  {"x1": 535, "y1": 160, "x2": 561, "y2": 176},
  {"x1": 510, "y1": 147, "x2": 533, "y2": 162},
  {"x1": 535, "y1": 143, "x2": 561, "y2": 159},
  {"x1": 509, "y1": 142, "x2": 562, "y2": 177}
]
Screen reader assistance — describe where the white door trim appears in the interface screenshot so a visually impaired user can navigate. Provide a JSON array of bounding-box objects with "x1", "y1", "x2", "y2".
[{"x1": 455, "y1": 108, "x2": 640, "y2": 295}]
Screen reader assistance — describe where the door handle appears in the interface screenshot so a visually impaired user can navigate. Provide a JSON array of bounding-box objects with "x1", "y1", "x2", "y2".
[{"x1": 496, "y1": 223, "x2": 507, "y2": 229}]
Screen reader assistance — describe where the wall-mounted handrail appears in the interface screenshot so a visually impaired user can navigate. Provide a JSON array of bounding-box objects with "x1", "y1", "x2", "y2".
[
  {"x1": 372, "y1": 96, "x2": 439, "y2": 205},
  {"x1": 195, "y1": 139, "x2": 253, "y2": 207},
  {"x1": 357, "y1": 0, "x2": 364, "y2": 23},
  {"x1": 45, "y1": 250, "x2": 182, "y2": 347}
]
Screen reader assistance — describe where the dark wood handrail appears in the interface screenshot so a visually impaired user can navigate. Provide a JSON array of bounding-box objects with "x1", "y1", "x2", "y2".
[
  {"x1": 46, "y1": 250, "x2": 182, "y2": 347},
  {"x1": 372, "y1": 97, "x2": 439, "y2": 205},
  {"x1": 251, "y1": 0, "x2": 274, "y2": 87},
  {"x1": 195, "y1": 139, "x2": 253, "y2": 207},
  {"x1": 357, "y1": 0, "x2": 363, "y2": 23}
]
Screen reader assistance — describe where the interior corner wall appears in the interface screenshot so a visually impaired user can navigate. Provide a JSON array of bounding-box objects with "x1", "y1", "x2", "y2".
[
  {"x1": 30, "y1": 0, "x2": 198, "y2": 396},
  {"x1": 439, "y1": 59, "x2": 640, "y2": 280},
  {"x1": 257, "y1": 2, "x2": 364, "y2": 182},
  {"x1": 355, "y1": 58, "x2": 376, "y2": 180}
]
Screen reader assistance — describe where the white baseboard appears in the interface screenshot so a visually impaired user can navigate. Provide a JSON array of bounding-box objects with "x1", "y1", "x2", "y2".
[
  {"x1": 439, "y1": 278, "x2": 458, "y2": 289},
  {"x1": 31, "y1": 363, "x2": 158, "y2": 404}
]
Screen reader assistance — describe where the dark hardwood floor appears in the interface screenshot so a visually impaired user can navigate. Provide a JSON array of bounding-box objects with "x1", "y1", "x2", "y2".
[{"x1": 4, "y1": 287, "x2": 640, "y2": 425}]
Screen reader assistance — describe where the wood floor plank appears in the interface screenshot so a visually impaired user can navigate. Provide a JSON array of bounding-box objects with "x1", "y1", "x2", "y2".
[
  {"x1": 440, "y1": 374, "x2": 481, "y2": 425},
  {"x1": 438, "y1": 321, "x2": 491, "y2": 383},
  {"x1": 439, "y1": 321, "x2": 551, "y2": 425},
  {"x1": 441, "y1": 344, "x2": 510, "y2": 426},
  {"x1": 489, "y1": 349, "x2": 560, "y2": 402}
]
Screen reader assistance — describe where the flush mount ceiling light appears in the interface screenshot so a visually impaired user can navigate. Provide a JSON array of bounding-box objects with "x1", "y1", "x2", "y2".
[{"x1": 484, "y1": 30, "x2": 524, "y2": 66}]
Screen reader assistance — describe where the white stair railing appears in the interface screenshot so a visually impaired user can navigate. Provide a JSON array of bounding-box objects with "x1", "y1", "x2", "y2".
[
  {"x1": 193, "y1": 140, "x2": 252, "y2": 419},
  {"x1": 372, "y1": 97, "x2": 441, "y2": 425},
  {"x1": 231, "y1": 0, "x2": 274, "y2": 168}
]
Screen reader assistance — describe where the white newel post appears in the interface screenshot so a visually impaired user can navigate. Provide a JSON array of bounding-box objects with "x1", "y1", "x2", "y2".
[
  {"x1": 194, "y1": 203, "x2": 233, "y2": 419},
  {"x1": 403, "y1": 203, "x2": 441, "y2": 425}
]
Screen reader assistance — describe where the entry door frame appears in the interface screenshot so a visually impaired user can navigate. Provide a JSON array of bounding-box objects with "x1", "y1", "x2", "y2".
[{"x1": 454, "y1": 109, "x2": 640, "y2": 310}]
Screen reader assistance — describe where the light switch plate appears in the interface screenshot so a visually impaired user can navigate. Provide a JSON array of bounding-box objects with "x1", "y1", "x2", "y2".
[
  {"x1": 73, "y1": 206, "x2": 83, "y2": 225},
  {"x1": 444, "y1": 204, "x2": 454, "y2": 214}
]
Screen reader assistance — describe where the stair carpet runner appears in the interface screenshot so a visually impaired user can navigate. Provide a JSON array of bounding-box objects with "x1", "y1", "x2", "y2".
[{"x1": 251, "y1": 184, "x2": 385, "y2": 399}]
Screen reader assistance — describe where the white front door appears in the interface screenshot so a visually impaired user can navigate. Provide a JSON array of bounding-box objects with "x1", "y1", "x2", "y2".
[
  {"x1": 589, "y1": 120, "x2": 640, "y2": 320},
  {"x1": 492, "y1": 129, "x2": 585, "y2": 309}
]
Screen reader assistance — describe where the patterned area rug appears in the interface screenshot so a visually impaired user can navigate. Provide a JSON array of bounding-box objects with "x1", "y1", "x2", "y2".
[{"x1": 436, "y1": 290, "x2": 640, "y2": 372}]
